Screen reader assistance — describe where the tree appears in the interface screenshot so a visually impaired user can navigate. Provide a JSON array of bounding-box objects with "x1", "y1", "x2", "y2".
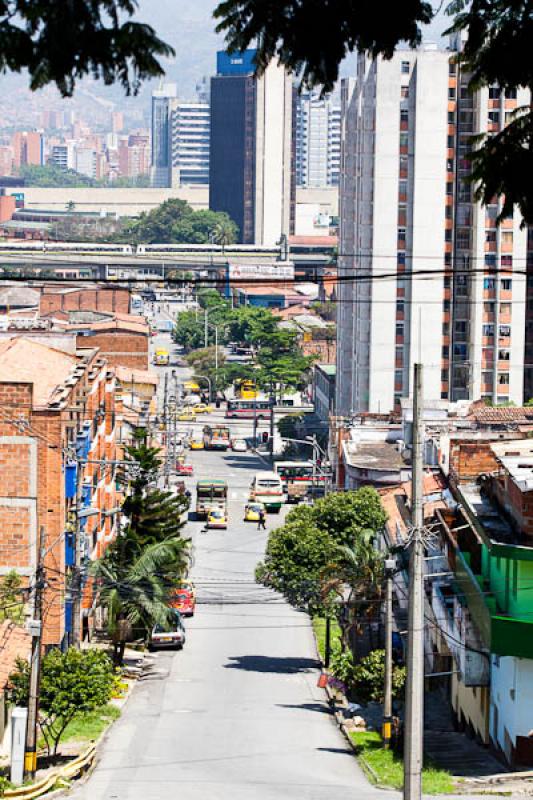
[
  {"x1": 212, "y1": 216, "x2": 239, "y2": 249},
  {"x1": 214, "y1": 0, "x2": 533, "y2": 224},
  {"x1": 0, "y1": 0, "x2": 173, "y2": 97},
  {"x1": 329, "y1": 648, "x2": 406, "y2": 702},
  {"x1": 123, "y1": 200, "x2": 239, "y2": 245},
  {"x1": 256, "y1": 489, "x2": 387, "y2": 611},
  {"x1": 185, "y1": 346, "x2": 227, "y2": 392},
  {"x1": 0, "y1": 571, "x2": 25, "y2": 624},
  {"x1": 19, "y1": 164, "x2": 95, "y2": 187},
  {"x1": 9, "y1": 648, "x2": 115, "y2": 756},
  {"x1": 91, "y1": 535, "x2": 190, "y2": 665}
]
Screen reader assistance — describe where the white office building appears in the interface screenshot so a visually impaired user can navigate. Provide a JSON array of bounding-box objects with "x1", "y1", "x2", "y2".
[
  {"x1": 336, "y1": 45, "x2": 529, "y2": 416},
  {"x1": 296, "y1": 91, "x2": 341, "y2": 187},
  {"x1": 171, "y1": 101, "x2": 210, "y2": 186}
]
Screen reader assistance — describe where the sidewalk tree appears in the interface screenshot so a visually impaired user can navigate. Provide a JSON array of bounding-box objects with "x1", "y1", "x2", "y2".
[
  {"x1": 0, "y1": 570, "x2": 25, "y2": 624},
  {"x1": 256, "y1": 489, "x2": 387, "y2": 612},
  {"x1": 214, "y1": 0, "x2": 533, "y2": 224},
  {"x1": 91, "y1": 536, "x2": 190, "y2": 666},
  {"x1": 9, "y1": 648, "x2": 115, "y2": 756}
]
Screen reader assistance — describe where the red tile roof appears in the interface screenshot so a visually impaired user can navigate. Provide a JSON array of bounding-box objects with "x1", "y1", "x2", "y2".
[{"x1": 471, "y1": 406, "x2": 533, "y2": 425}]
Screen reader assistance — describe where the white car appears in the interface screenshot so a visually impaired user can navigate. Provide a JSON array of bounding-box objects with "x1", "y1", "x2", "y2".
[{"x1": 232, "y1": 439, "x2": 247, "y2": 452}]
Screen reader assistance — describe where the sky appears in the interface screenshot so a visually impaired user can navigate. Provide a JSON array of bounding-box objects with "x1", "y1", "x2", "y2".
[{"x1": 0, "y1": 0, "x2": 452, "y2": 123}]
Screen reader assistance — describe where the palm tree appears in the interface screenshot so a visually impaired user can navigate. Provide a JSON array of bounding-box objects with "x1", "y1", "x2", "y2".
[
  {"x1": 322, "y1": 532, "x2": 385, "y2": 655},
  {"x1": 90, "y1": 536, "x2": 191, "y2": 665},
  {"x1": 211, "y1": 217, "x2": 237, "y2": 252}
]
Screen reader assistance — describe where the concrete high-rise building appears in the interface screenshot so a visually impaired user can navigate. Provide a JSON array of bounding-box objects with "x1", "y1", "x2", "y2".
[
  {"x1": 11, "y1": 131, "x2": 44, "y2": 168},
  {"x1": 295, "y1": 91, "x2": 341, "y2": 187},
  {"x1": 150, "y1": 83, "x2": 177, "y2": 187},
  {"x1": 171, "y1": 101, "x2": 210, "y2": 185},
  {"x1": 49, "y1": 142, "x2": 76, "y2": 171},
  {"x1": 336, "y1": 45, "x2": 530, "y2": 416},
  {"x1": 209, "y1": 49, "x2": 294, "y2": 245}
]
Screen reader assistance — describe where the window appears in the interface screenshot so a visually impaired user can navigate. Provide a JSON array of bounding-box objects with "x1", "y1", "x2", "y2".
[
  {"x1": 498, "y1": 350, "x2": 510, "y2": 361},
  {"x1": 484, "y1": 302, "x2": 495, "y2": 313},
  {"x1": 449, "y1": 61, "x2": 457, "y2": 76},
  {"x1": 447, "y1": 158, "x2": 454, "y2": 172},
  {"x1": 401, "y1": 86, "x2": 409, "y2": 98},
  {"x1": 400, "y1": 109, "x2": 409, "y2": 123},
  {"x1": 502, "y1": 279, "x2": 512, "y2": 291},
  {"x1": 397, "y1": 252, "x2": 406, "y2": 265},
  {"x1": 500, "y1": 303, "x2": 511, "y2": 316},
  {"x1": 443, "y1": 299, "x2": 450, "y2": 311},
  {"x1": 501, "y1": 230, "x2": 513, "y2": 246},
  {"x1": 484, "y1": 278, "x2": 495, "y2": 290},
  {"x1": 489, "y1": 86, "x2": 501, "y2": 99},
  {"x1": 483, "y1": 324, "x2": 495, "y2": 336},
  {"x1": 443, "y1": 322, "x2": 450, "y2": 335},
  {"x1": 485, "y1": 254, "x2": 497, "y2": 268},
  {"x1": 482, "y1": 371, "x2": 493, "y2": 385},
  {"x1": 398, "y1": 227, "x2": 406, "y2": 242},
  {"x1": 401, "y1": 61, "x2": 410, "y2": 74},
  {"x1": 506, "y1": 88, "x2": 517, "y2": 99},
  {"x1": 444, "y1": 276, "x2": 451, "y2": 288},
  {"x1": 485, "y1": 230, "x2": 497, "y2": 243},
  {"x1": 448, "y1": 111, "x2": 455, "y2": 125},
  {"x1": 442, "y1": 345, "x2": 449, "y2": 358},
  {"x1": 447, "y1": 135, "x2": 454, "y2": 148},
  {"x1": 445, "y1": 205, "x2": 453, "y2": 219},
  {"x1": 399, "y1": 132, "x2": 408, "y2": 147},
  {"x1": 488, "y1": 111, "x2": 500, "y2": 124},
  {"x1": 395, "y1": 369, "x2": 403, "y2": 385},
  {"x1": 499, "y1": 373, "x2": 510, "y2": 385},
  {"x1": 501, "y1": 255, "x2": 513, "y2": 267},
  {"x1": 448, "y1": 87, "x2": 456, "y2": 99},
  {"x1": 396, "y1": 323, "x2": 404, "y2": 337},
  {"x1": 455, "y1": 321, "x2": 467, "y2": 334},
  {"x1": 396, "y1": 300, "x2": 405, "y2": 314},
  {"x1": 499, "y1": 325, "x2": 511, "y2": 337},
  {"x1": 446, "y1": 181, "x2": 453, "y2": 195},
  {"x1": 445, "y1": 229, "x2": 452, "y2": 242},
  {"x1": 444, "y1": 252, "x2": 452, "y2": 267},
  {"x1": 441, "y1": 368, "x2": 448, "y2": 381},
  {"x1": 399, "y1": 179, "x2": 407, "y2": 196}
]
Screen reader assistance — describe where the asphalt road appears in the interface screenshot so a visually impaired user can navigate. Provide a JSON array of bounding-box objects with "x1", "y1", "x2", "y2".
[{"x1": 70, "y1": 440, "x2": 384, "y2": 800}]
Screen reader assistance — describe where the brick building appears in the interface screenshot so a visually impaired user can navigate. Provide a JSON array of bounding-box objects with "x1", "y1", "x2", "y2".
[
  {"x1": 39, "y1": 285, "x2": 130, "y2": 317},
  {"x1": 59, "y1": 312, "x2": 150, "y2": 370},
  {"x1": 0, "y1": 337, "x2": 118, "y2": 647}
]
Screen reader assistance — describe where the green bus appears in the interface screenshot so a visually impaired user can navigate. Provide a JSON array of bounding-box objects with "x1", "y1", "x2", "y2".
[{"x1": 195, "y1": 479, "x2": 228, "y2": 519}]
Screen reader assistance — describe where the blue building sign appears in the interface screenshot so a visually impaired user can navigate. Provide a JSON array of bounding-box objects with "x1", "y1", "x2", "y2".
[{"x1": 217, "y1": 49, "x2": 257, "y2": 76}]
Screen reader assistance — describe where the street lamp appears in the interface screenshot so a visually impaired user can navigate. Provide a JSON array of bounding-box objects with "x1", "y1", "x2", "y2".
[{"x1": 192, "y1": 374, "x2": 212, "y2": 403}]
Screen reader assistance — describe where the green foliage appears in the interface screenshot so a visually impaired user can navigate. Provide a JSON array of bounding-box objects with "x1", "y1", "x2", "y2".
[
  {"x1": 59, "y1": 704, "x2": 120, "y2": 744},
  {"x1": 351, "y1": 649, "x2": 406, "y2": 704},
  {"x1": 276, "y1": 413, "x2": 303, "y2": 440},
  {"x1": 0, "y1": 775, "x2": 11, "y2": 796},
  {"x1": 185, "y1": 346, "x2": 226, "y2": 392},
  {"x1": 20, "y1": 164, "x2": 94, "y2": 187},
  {"x1": 257, "y1": 489, "x2": 387, "y2": 610},
  {"x1": 312, "y1": 616, "x2": 342, "y2": 662},
  {"x1": 9, "y1": 649, "x2": 115, "y2": 755},
  {"x1": 123, "y1": 199, "x2": 238, "y2": 245},
  {"x1": 214, "y1": 0, "x2": 433, "y2": 92},
  {"x1": 0, "y1": 571, "x2": 25, "y2": 624},
  {"x1": 0, "y1": 0, "x2": 173, "y2": 97}
]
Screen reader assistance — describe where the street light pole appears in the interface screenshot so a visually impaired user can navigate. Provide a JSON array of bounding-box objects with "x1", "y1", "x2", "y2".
[{"x1": 383, "y1": 556, "x2": 396, "y2": 749}]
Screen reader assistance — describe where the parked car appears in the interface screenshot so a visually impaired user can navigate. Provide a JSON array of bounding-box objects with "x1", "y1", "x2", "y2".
[
  {"x1": 180, "y1": 579, "x2": 196, "y2": 602},
  {"x1": 207, "y1": 508, "x2": 228, "y2": 529},
  {"x1": 171, "y1": 587, "x2": 196, "y2": 617},
  {"x1": 148, "y1": 610, "x2": 186, "y2": 650},
  {"x1": 243, "y1": 502, "x2": 266, "y2": 522},
  {"x1": 176, "y1": 462, "x2": 194, "y2": 476},
  {"x1": 178, "y1": 409, "x2": 197, "y2": 422},
  {"x1": 193, "y1": 403, "x2": 213, "y2": 414},
  {"x1": 231, "y1": 438, "x2": 247, "y2": 452}
]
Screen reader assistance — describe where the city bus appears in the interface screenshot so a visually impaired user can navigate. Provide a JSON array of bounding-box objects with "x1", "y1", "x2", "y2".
[
  {"x1": 184, "y1": 380, "x2": 201, "y2": 395},
  {"x1": 195, "y1": 479, "x2": 228, "y2": 519},
  {"x1": 249, "y1": 472, "x2": 284, "y2": 513},
  {"x1": 225, "y1": 399, "x2": 273, "y2": 420},
  {"x1": 234, "y1": 379, "x2": 257, "y2": 400}
]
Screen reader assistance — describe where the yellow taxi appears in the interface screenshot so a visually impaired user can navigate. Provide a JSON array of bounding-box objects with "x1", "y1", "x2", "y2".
[
  {"x1": 243, "y1": 502, "x2": 266, "y2": 522},
  {"x1": 193, "y1": 403, "x2": 213, "y2": 414},
  {"x1": 177, "y1": 409, "x2": 197, "y2": 422},
  {"x1": 207, "y1": 508, "x2": 228, "y2": 529},
  {"x1": 189, "y1": 436, "x2": 204, "y2": 450}
]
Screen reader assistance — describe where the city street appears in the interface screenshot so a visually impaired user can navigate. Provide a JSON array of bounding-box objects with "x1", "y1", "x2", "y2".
[
  {"x1": 67, "y1": 315, "x2": 378, "y2": 798},
  {"x1": 70, "y1": 444, "x2": 378, "y2": 800}
]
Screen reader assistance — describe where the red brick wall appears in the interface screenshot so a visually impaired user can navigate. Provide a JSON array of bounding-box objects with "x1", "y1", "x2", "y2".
[
  {"x1": 449, "y1": 440, "x2": 499, "y2": 484},
  {"x1": 76, "y1": 331, "x2": 148, "y2": 370},
  {"x1": 39, "y1": 287, "x2": 130, "y2": 316}
]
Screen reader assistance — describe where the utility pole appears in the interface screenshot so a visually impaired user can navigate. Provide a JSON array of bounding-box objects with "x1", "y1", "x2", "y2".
[
  {"x1": 163, "y1": 373, "x2": 170, "y2": 488},
  {"x1": 72, "y1": 454, "x2": 83, "y2": 648},
  {"x1": 204, "y1": 309, "x2": 208, "y2": 348},
  {"x1": 25, "y1": 525, "x2": 45, "y2": 780},
  {"x1": 383, "y1": 556, "x2": 396, "y2": 749},
  {"x1": 404, "y1": 363, "x2": 425, "y2": 800}
]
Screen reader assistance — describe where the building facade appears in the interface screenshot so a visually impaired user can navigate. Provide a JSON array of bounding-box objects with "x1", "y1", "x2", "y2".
[
  {"x1": 150, "y1": 83, "x2": 177, "y2": 188},
  {"x1": 295, "y1": 91, "x2": 341, "y2": 187},
  {"x1": 171, "y1": 101, "x2": 210, "y2": 186},
  {"x1": 0, "y1": 337, "x2": 118, "y2": 647},
  {"x1": 336, "y1": 45, "x2": 530, "y2": 416},
  {"x1": 209, "y1": 49, "x2": 294, "y2": 245}
]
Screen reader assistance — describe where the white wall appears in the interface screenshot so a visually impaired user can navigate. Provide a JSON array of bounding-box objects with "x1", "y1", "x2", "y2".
[{"x1": 490, "y1": 655, "x2": 533, "y2": 762}]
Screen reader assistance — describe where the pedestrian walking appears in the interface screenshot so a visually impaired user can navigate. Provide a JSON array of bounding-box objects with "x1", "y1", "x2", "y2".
[{"x1": 257, "y1": 508, "x2": 267, "y2": 531}]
